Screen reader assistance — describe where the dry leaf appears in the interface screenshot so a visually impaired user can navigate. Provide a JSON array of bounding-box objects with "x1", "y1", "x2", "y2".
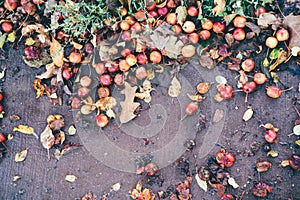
[
  {"x1": 267, "y1": 150, "x2": 278, "y2": 157},
  {"x1": 13, "y1": 176, "x2": 21, "y2": 182},
  {"x1": 168, "y1": 75, "x2": 181, "y2": 97},
  {"x1": 135, "y1": 80, "x2": 153, "y2": 103},
  {"x1": 65, "y1": 175, "x2": 77, "y2": 182},
  {"x1": 72, "y1": 40, "x2": 83, "y2": 50},
  {"x1": 112, "y1": 182, "x2": 121, "y2": 191},
  {"x1": 257, "y1": 13, "x2": 281, "y2": 28},
  {"x1": 215, "y1": 75, "x2": 227, "y2": 84},
  {"x1": 119, "y1": 82, "x2": 140, "y2": 124},
  {"x1": 199, "y1": 55, "x2": 215, "y2": 69},
  {"x1": 283, "y1": 15, "x2": 300, "y2": 49},
  {"x1": 195, "y1": 174, "x2": 207, "y2": 192},
  {"x1": 164, "y1": 36, "x2": 184, "y2": 59},
  {"x1": 237, "y1": 70, "x2": 248, "y2": 88},
  {"x1": 224, "y1": 13, "x2": 236, "y2": 25},
  {"x1": 7, "y1": 133, "x2": 13, "y2": 141},
  {"x1": 15, "y1": 149, "x2": 28, "y2": 162},
  {"x1": 21, "y1": 24, "x2": 45, "y2": 36},
  {"x1": 212, "y1": 0, "x2": 226, "y2": 16},
  {"x1": 47, "y1": 114, "x2": 65, "y2": 130},
  {"x1": 281, "y1": 160, "x2": 290, "y2": 167},
  {"x1": 213, "y1": 109, "x2": 224, "y2": 123},
  {"x1": 55, "y1": 143, "x2": 81, "y2": 160},
  {"x1": 68, "y1": 125, "x2": 76, "y2": 135},
  {"x1": 246, "y1": 22, "x2": 261, "y2": 36},
  {"x1": 228, "y1": 177, "x2": 239, "y2": 189},
  {"x1": 175, "y1": 6, "x2": 187, "y2": 26},
  {"x1": 95, "y1": 97, "x2": 117, "y2": 111},
  {"x1": 55, "y1": 131, "x2": 65, "y2": 145},
  {"x1": 13, "y1": 125, "x2": 38, "y2": 139},
  {"x1": 243, "y1": 108, "x2": 253, "y2": 121},
  {"x1": 225, "y1": 33, "x2": 234, "y2": 46},
  {"x1": 50, "y1": 38, "x2": 64, "y2": 67},
  {"x1": 269, "y1": 49, "x2": 288, "y2": 72},
  {"x1": 36, "y1": 63, "x2": 57, "y2": 79},
  {"x1": 10, "y1": 114, "x2": 21, "y2": 121},
  {"x1": 40, "y1": 125, "x2": 55, "y2": 160},
  {"x1": 261, "y1": 123, "x2": 279, "y2": 132}
]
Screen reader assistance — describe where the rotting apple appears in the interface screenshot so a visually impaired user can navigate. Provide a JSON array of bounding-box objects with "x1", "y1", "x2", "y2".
[
  {"x1": 254, "y1": 72, "x2": 267, "y2": 85},
  {"x1": 166, "y1": 13, "x2": 177, "y2": 25},
  {"x1": 137, "y1": 53, "x2": 148, "y2": 65},
  {"x1": 114, "y1": 73, "x2": 125, "y2": 86},
  {"x1": 1, "y1": 22, "x2": 13, "y2": 33},
  {"x1": 242, "y1": 58, "x2": 255, "y2": 72},
  {"x1": 157, "y1": 7, "x2": 168, "y2": 16},
  {"x1": 95, "y1": 114, "x2": 109, "y2": 128},
  {"x1": 100, "y1": 74, "x2": 112, "y2": 86}
]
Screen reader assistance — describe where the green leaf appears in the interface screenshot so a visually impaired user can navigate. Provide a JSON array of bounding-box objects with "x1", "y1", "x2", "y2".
[
  {"x1": 0, "y1": 33, "x2": 8, "y2": 49},
  {"x1": 263, "y1": 57, "x2": 269, "y2": 67},
  {"x1": 269, "y1": 48, "x2": 282, "y2": 60}
]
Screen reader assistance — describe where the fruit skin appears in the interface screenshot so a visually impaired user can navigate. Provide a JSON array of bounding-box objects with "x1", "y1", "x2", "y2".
[
  {"x1": 233, "y1": 16, "x2": 246, "y2": 28},
  {"x1": 121, "y1": 31, "x2": 131, "y2": 42},
  {"x1": 157, "y1": 7, "x2": 168, "y2": 16},
  {"x1": 130, "y1": 22, "x2": 142, "y2": 33},
  {"x1": 94, "y1": 62, "x2": 106, "y2": 75},
  {"x1": 69, "y1": 52, "x2": 82, "y2": 64},
  {"x1": 114, "y1": 73, "x2": 125, "y2": 86},
  {"x1": 265, "y1": 36, "x2": 278, "y2": 48},
  {"x1": 201, "y1": 19, "x2": 213, "y2": 30},
  {"x1": 125, "y1": 54, "x2": 137, "y2": 66},
  {"x1": 254, "y1": 73, "x2": 267, "y2": 85},
  {"x1": 233, "y1": 28, "x2": 246, "y2": 41},
  {"x1": 216, "y1": 148, "x2": 235, "y2": 168},
  {"x1": 185, "y1": 102, "x2": 198, "y2": 115},
  {"x1": 187, "y1": 6, "x2": 198, "y2": 17},
  {"x1": 62, "y1": 68, "x2": 73, "y2": 80},
  {"x1": 276, "y1": 28, "x2": 289, "y2": 42},
  {"x1": 146, "y1": 1, "x2": 156, "y2": 11},
  {"x1": 199, "y1": 30, "x2": 211, "y2": 41},
  {"x1": 254, "y1": 6, "x2": 266, "y2": 17},
  {"x1": 172, "y1": 24, "x2": 182, "y2": 34},
  {"x1": 182, "y1": 21, "x2": 196, "y2": 33},
  {"x1": 149, "y1": 10, "x2": 158, "y2": 18},
  {"x1": 121, "y1": 48, "x2": 132, "y2": 58},
  {"x1": 0, "y1": 132, "x2": 5, "y2": 143},
  {"x1": 137, "y1": 53, "x2": 148, "y2": 65},
  {"x1": 70, "y1": 97, "x2": 81, "y2": 109},
  {"x1": 149, "y1": 51, "x2": 162, "y2": 64},
  {"x1": 213, "y1": 22, "x2": 225, "y2": 33},
  {"x1": 0, "y1": 93, "x2": 3, "y2": 101},
  {"x1": 24, "y1": 46, "x2": 41, "y2": 60},
  {"x1": 95, "y1": 114, "x2": 109, "y2": 128},
  {"x1": 288, "y1": 154, "x2": 300, "y2": 170},
  {"x1": 218, "y1": 84, "x2": 233, "y2": 99},
  {"x1": 119, "y1": 20, "x2": 130, "y2": 31},
  {"x1": 242, "y1": 58, "x2": 255, "y2": 72},
  {"x1": 144, "y1": 162, "x2": 158, "y2": 176},
  {"x1": 4, "y1": 0, "x2": 17, "y2": 11},
  {"x1": 266, "y1": 86, "x2": 281, "y2": 98},
  {"x1": 98, "y1": 87, "x2": 110, "y2": 98},
  {"x1": 77, "y1": 87, "x2": 90, "y2": 97},
  {"x1": 100, "y1": 74, "x2": 112, "y2": 86},
  {"x1": 189, "y1": 32, "x2": 199, "y2": 44},
  {"x1": 264, "y1": 130, "x2": 277, "y2": 143},
  {"x1": 1, "y1": 22, "x2": 13, "y2": 33},
  {"x1": 0, "y1": 105, "x2": 3, "y2": 113},
  {"x1": 242, "y1": 81, "x2": 257, "y2": 94},
  {"x1": 125, "y1": 16, "x2": 135, "y2": 25},
  {"x1": 166, "y1": 13, "x2": 177, "y2": 25},
  {"x1": 107, "y1": 63, "x2": 119, "y2": 73}
]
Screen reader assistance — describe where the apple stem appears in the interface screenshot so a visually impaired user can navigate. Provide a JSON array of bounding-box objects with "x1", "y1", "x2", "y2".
[
  {"x1": 245, "y1": 93, "x2": 248, "y2": 103},
  {"x1": 180, "y1": 114, "x2": 187, "y2": 121},
  {"x1": 47, "y1": 149, "x2": 50, "y2": 161},
  {"x1": 1, "y1": 142, "x2": 10, "y2": 151},
  {"x1": 282, "y1": 87, "x2": 293, "y2": 93},
  {"x1": 293, "y1": 105, "x2": 300, "y2": 117}
]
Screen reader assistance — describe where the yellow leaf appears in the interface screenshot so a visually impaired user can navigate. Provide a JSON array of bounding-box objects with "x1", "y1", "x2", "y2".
[
  {"x1": 13, "y1": 175, "x2": 21, "y2": 182},
  {"x1": 13, "y1": 125, "x2": 38, "y2": 139},
  {"x1": 68, "y1": 125, "x2": 76, "y2": 135},
  {"x1": 112, "y1": 182, "x2": 121, "y2": 191},
  {"x1": 15, "y1": 149, "x2": 28, "y2": 162},
  {"x1": 7, "y1": 133, "x2": 13, "y2": 141},
  {"x1": 168, "y1": 75, "x2": 181, "y2": 97},
  {"x1": 7, "y1": 32, "x2": 16, "y2": 43},
  {"x1": 65, "y1": 175, "x2": 77, "y2": 182},
  {"x1": 50, "y1": 38, "x2": 64, "y2": 67},
  {"x1": 212, "y1": 0, "x2": 226, "y2": 16},
  {"x1": 72, "y1": 40, "x2": 83, "y2": 50},
  {"x1": 243, "y1": 108, "x2": 253, "y2": 121},
  {"x1": 25, "y1": 37, "x2": 35, "y2": 46},
  {"x1": 281, "y1": 160, "x2": 289, "y2": 167},
  {"x1": 195, "y1": 174, "x2": 207, "y2": 192},
  {"x1": 269, "y1": 50, "x2": 288, "y2": 72},
  {"x1": 267, "y1": 150, "x2": 278, "y2": 157}
]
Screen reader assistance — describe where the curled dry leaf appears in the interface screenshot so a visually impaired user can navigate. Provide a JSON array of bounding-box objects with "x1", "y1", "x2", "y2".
[
  {"x1": 195, "y1": 173, "x2": 207, "y2": 192},
  {"x1": 212, "y1": 0, "x2": 226, "y2": 16},
  {"x1": 112, "y1": 182, "x2": 121, "y2": 192},
  {"x1": 13, "y1": 176, "x2": 21, "y2": 182},
  {"x1": 10, "y1": 114, "x2": 21, "y2": 122},
  {"x1": 50, "y1": 38, "x2": 64, "y2": 67},
  {"x1": 95, "y1": 97, "x2": 117, "y2": 111},
  {"x1": 135, "y1": 80, "x2": 153, "y2": 103},
  {"x1": 237, "y1": 70, "x2": 248, "y2": 88},
  {"x1": 268, "y1": 50, "x2": 288, "y2": 72},
  {"x1": 54, "y1": 131, "x2": 65, "y2": 145},
  {"x1": 168, "y1": 75, "x2": 181, "y2": 97},
  {"x1": 261, "y1": 123, "x2": 279, "y2": 132},
  {"x1": 55, "y1": 143, "x2": 81, "y2": 160},
  {"x1": 199, "y1": 55, "x2": 215, "y2": 69},
  {"x1": 119, "y1": 82, "x2": 140, "y2": 124},
  {"x1": 245, "y1": 22, "x2": 261, "y2": 36},
  {"x1": 267, "y1": 150, "x2": 279, "y2": 157},
  {"x1": 15, "y1": 149, "x2": 28, "y2": 162},
  {"x1": 65, "y1": 175, "x2": 77, "y2": 182},
  {"x1": 47, "y1": 114, "x2": 65, "y2": 130},
  {"x1": 253, "y1": 182, "x2": 272, "y2": 197},
  {"x1": 243, "y1": 108, "x2": 253, "y2": 122},
  {"x1": 13, "y1": 125, "x2": 38, "y2": 139},
  {"x1": 68, "y1": 125, "x2": 76, "y2": 135},
  {"x1": 228, "y1": 177, "x2": 239, "y2": 189}
]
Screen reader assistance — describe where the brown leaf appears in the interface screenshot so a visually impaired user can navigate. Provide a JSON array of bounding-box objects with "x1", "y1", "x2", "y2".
[
  {"x1": 209, "y1": 182, "x2": 225, "y2": 197},
  {"x1": 283, "y1": 15, "x2": 300, "y2": 49},
  {"x1": 119, "y1": 82, "x2": 140, "y2": 124},
  {"x1": 257, "y1": 13, "x2": 281, "y2": 28},
  {"x1": 225, "y1": 33, "x2": 234, "y2": 46},
  {"x1": 36, "y1": 63, "x2": 58, "y2": 79},
  {"x1": 237, "y1": 70, "x2": 248, "y2": 88},
  {"x1": 50, "y1": 38, "x2": 64, "y2": 67},
  {"x1": 212, "y1": 0, "x2": 226, "y2": 16},
  {"x1": 47, "y1": 114, "x2": 65, "y2": 130},
  {"x1": 199, "y1": 55, "x2": 215, "y2": 69},
  {"x1": 40, "y1": 125, "x2": 55, "y2": 150},
  {"x1": 168, "y1": 75, "x2": 181, "y2": 97},
  {"x1": 21, "y1": 24, "x2": 45, "y2": 36},
  {"x1": 213, "y1": 109, "x2": 224, "y2": 123},
  {"x1": 246, "y1": 22, "x2": 261, "y2": 36},
  {"x1": 55, "y1": 143, "x2": 81, "y2": 160}
]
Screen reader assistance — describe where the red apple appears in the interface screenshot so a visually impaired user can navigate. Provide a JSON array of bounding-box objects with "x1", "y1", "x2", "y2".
[
  {"x1": 199, "y1": 30, "x2": 211, "y2": 40},
  {"x1": 276, "y1": 28, "x2": 289, "y2": 42},
  {"x1": 233, "y1": 28, "x2": 246, "y2": 41},
  {"x1": 189, "y1": 32, "x2": 199, "y2": 44},
  {"x1": 100, "y1": 74, "x2": 112, "y2": 86},
  {"x1": 233, "y1": 16, "x2": 247, "y2": 28},
  {"x1": 157, "y1": 7, "x2": 168, "y2": 16},
  {"x1": 137, "y1": 53, "x2": 148, "y2": 64},
  {"x1": 187, "y1": 6, "x2": 198, "y2": 17},
  {"x1": 213, "y1": 22, "x2": 225, "y2": 33}
]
